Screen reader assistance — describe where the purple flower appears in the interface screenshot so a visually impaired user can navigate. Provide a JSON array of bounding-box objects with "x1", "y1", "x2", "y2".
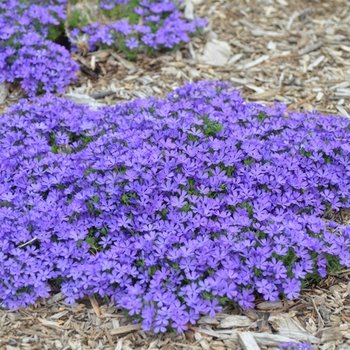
[
  {"x1": 202, "y1": 298, "x2": 222, "y2": 317},
  {"x1": 238, "y1": 289, "x2": 255, "y2": 310},
  {"x1": 125, "y1": 37, "x2": 139, "y2": 50},
  {"x1": 283, "y1": 278, "x2": 301, "y2": 299}
]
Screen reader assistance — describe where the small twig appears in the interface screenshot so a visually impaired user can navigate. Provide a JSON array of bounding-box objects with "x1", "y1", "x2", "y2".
[
  {"x1": 172, "y1": 343, "x2": 203, "y2": 349},
  {"x1": 18, "y1": 236, "x2": 38, "y2": 248},
  {"x1": 270, "y1": 300, "x2": 302, "y2": 316},
  {"x1": 329, "y1": 268, "x2": 350, "y2": 277},
  {"x1": 287, "y1": 93, "x2": 317, "y2": 111},
  {"x1": 311, "y1": 297, "x2": 324, "y2": 328},
  {"x1": 104, "y1": 329, "x2": 114, "y2": 347},
  {"x1": 340, "y1": 311, "x2": 350, "y2": 323},
  {"x1": 298, "y1": 41, "x2": 323, "y2": 56},
  {"x1": 89, "y1": 296, "x2": 101, "y2": 318},
  {"x1": 268, "y1": 53, "x2": 298, "y2": 63},
  {"x1": 186, "y1": 324, "x2": 211, "y2": 337}
]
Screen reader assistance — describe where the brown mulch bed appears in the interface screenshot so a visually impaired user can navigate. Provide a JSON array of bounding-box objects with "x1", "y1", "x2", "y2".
[{"x1": 1, "y1": 0, "x2": 350, "y2": 349}]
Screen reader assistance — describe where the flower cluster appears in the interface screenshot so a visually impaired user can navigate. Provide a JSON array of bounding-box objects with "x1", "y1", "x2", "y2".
[
  {"x1": 100, "y1": 0, "x2": 130, "y2": 11},
  {"x1": 0, "y1": 32, "x2": 78, "y2": 97},
  {"x1": 1, "y1": 0, "x2": 206, "y2": 95},
  {"x1": 278, "y1": 342, "x2": 313, "y2": 350},
  {"x1": 0, "y1": 0, "x2": 78, "y2": 96},
  {"x1": 71, "y1": 0, "x2": 207, "y2": 56},
  {"x1": 1, "y1": 81, "x2": 350, "y2": 333}
]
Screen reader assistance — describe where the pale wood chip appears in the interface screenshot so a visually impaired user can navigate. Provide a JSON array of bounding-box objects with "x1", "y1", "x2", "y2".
[
  {"x1": 199, "y1": 338, "x2": 210, "y2": 349},
  {"x1": 251, "y1": 29, "x2": 284, "y2": 37},
  {"x1": 197, "y1": 316, "x2": 220, "y2": 325},
  {"x1": 246, "y1": 84, "x2": 265, "y2": 94},
  {"x1": 109, "y1": 324, "x2": 142, "y2": 336},
  {"x1": 38, "y1": 318, "x2": 68, "y2": 330},
  {"x1": 257, "y1": 301, "x2": 283, "y2": 310},
  {"x1": 253, "y1": 332, "x2": 316, "y2": 346},
  {"x1": 229, "y1": 77, "x2": 253, "y2": 85},
  {"x1": 340, "y1": 45, "x2": 350, "y2": 52},
  {"x1": 220, "y1": 315, "x2": 254, "y2": 329},
  {"x1": 0, "y1": 82, "x2": 8, "y2": 105},
  {"x1": 336, "y1": 106, "x2": 350, "y2": 119},
  {"x1": 278, "y1": 330, "x2": 320, "y2": 344},
  {"x1": 50, "y1": 310, "x2": 69, "y2": 320},
  {"x1": 209, "y1": 340, "x2": 226, "y2": 350},
  {"x1": 237, "y1": 55, "x2": 269, "y2": 70},
  {"x1": 308, "y1": 55, "x2": 325, "y2": 71},
  {"x1": 47, "y1": 292, "x2": 66, "y2": 305},
  {"x1": 227, "y1": 53, "x2": 244, "y2": 65},
  {"x1": 315, "y1": 325, "x2": 349, "y2": 343},
  {"x1": 298, "y1": 41, "x2": 323, "y2": 56},
  {"x1": 89, "y1": 296, "x2": 101, "y2": 318},
  {"x1": 110, "y1": 52, "x2": 136, "y2": 71},
  {"x1": 238, "y1": 332, "x2": 261, "y2": 350},
  {"x1": 230, "y1": 39, "x2": 255, "y2": 53},
  {"x1": 248, "y1": 90, "x2": 280, "y2": 100}
]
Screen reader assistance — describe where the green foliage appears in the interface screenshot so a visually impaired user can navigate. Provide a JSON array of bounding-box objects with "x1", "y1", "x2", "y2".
[
  {"x1": 101, "y1": 0, "x2": 140, "y2": 23},
  {"x1": 203, "y1": 118, "x2": 224, "y2": 137},
  {"x1": 67, "y1": 8, "x2": 91, "y2": 28},
  {"x1": 47, "y1": 23, "x2": 66, "y2": 42}
]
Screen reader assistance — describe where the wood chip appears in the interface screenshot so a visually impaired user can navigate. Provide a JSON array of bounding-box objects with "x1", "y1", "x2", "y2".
[
  {"x1": 110, "y1": 324, "x2": 142, "y2": 336},
  {"x1": 238, "y1": 55, "x2": 269, "y2": 70},
  {"x1": 336, "y1": 106, "x2": 350, "y2": 119},
  {"x1": 198, "y1": 316, "x2": 220, "y2": 325},
  {"x1": 257, "y1": 301, "x2": 283, "y2": 310},
  {"x1": 229, "y1": 77, "x2": 253, "y2": 85},
  {"x1": 0, "y1": 82, "x2": 8, "y2": 104},
  {"x1": 89, "y1": 296, "x2": 101, "y2": 318},
  {"x1": 288, "y1": 93, "x2": 317, "y2": 110},
  {"x1": 308, "y1": 55, "x2": 325, "y2": 71},
  {"x1": 298, "y1": 41, "x2": 323, "y2": 56},
  {"x1": 248, "y1": 90, "x2": 279, "y2": 100},
  {"x1": 227, "y1": 53, "x2": 244, "y2": 65},
  {"x1": 38, "y1": 318, "x2": 68, "y2": 329},
  {"x1": 50, "y1": 310, "x2": 69, "y2": 320},
  {"x1": 238, "y1": 332, "x2": 261, "y2": 350},
  {"x1": 110, "y1": 52, "x2": 136, "y2": 71},
  {"x1": 340, "y1": 45, "x2": 350, "y2": 52},
  {"x1": 315, "y1": 325, "x2": 348, "y2": 343},
  {"x1": 253, "y1": 332, "x2": 309, "y2": 347},
  {"x1": 220, "y1": 315, "x2": 254, "y2": 328},
  {"x1": 90, "y1": 90, "x2": 115, "y2": 99}
]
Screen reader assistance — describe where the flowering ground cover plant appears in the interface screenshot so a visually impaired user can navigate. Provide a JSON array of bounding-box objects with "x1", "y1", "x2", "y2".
[
  {"x1": 0, "y1": 0, "x2": 78, "y2": 96},
  {"x1": 1, "y1": 81, "x2": 350, "y2": 333},
  {"x1": 0, "y1": 0, "x2": 206, "y2": 95},
  {"x1": 69, "y1": 0, "x2": 206, "y2": 58}
]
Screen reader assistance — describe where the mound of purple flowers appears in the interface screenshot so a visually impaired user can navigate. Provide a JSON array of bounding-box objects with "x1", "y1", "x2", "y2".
[
  {"x1": 70, "y1": 0, "x2": 206, "y2": 55},
  {"x1": 0, "y1": 0, "x2": 206, "y2": 96},
  {"x1": 1, "y1": 32, "x2": 78, "y2": 97},
  {"x1": 1, "y1": 81, "x2": 350, "y2": 333},
  {"x1": 0, "y1": 0, "x2": 78, "y2": 96}
]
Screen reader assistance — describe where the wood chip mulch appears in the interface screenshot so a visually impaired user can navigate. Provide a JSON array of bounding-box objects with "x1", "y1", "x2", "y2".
[{"x1": 1, "y1": 0, "x2": 350, "y2": 349}]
